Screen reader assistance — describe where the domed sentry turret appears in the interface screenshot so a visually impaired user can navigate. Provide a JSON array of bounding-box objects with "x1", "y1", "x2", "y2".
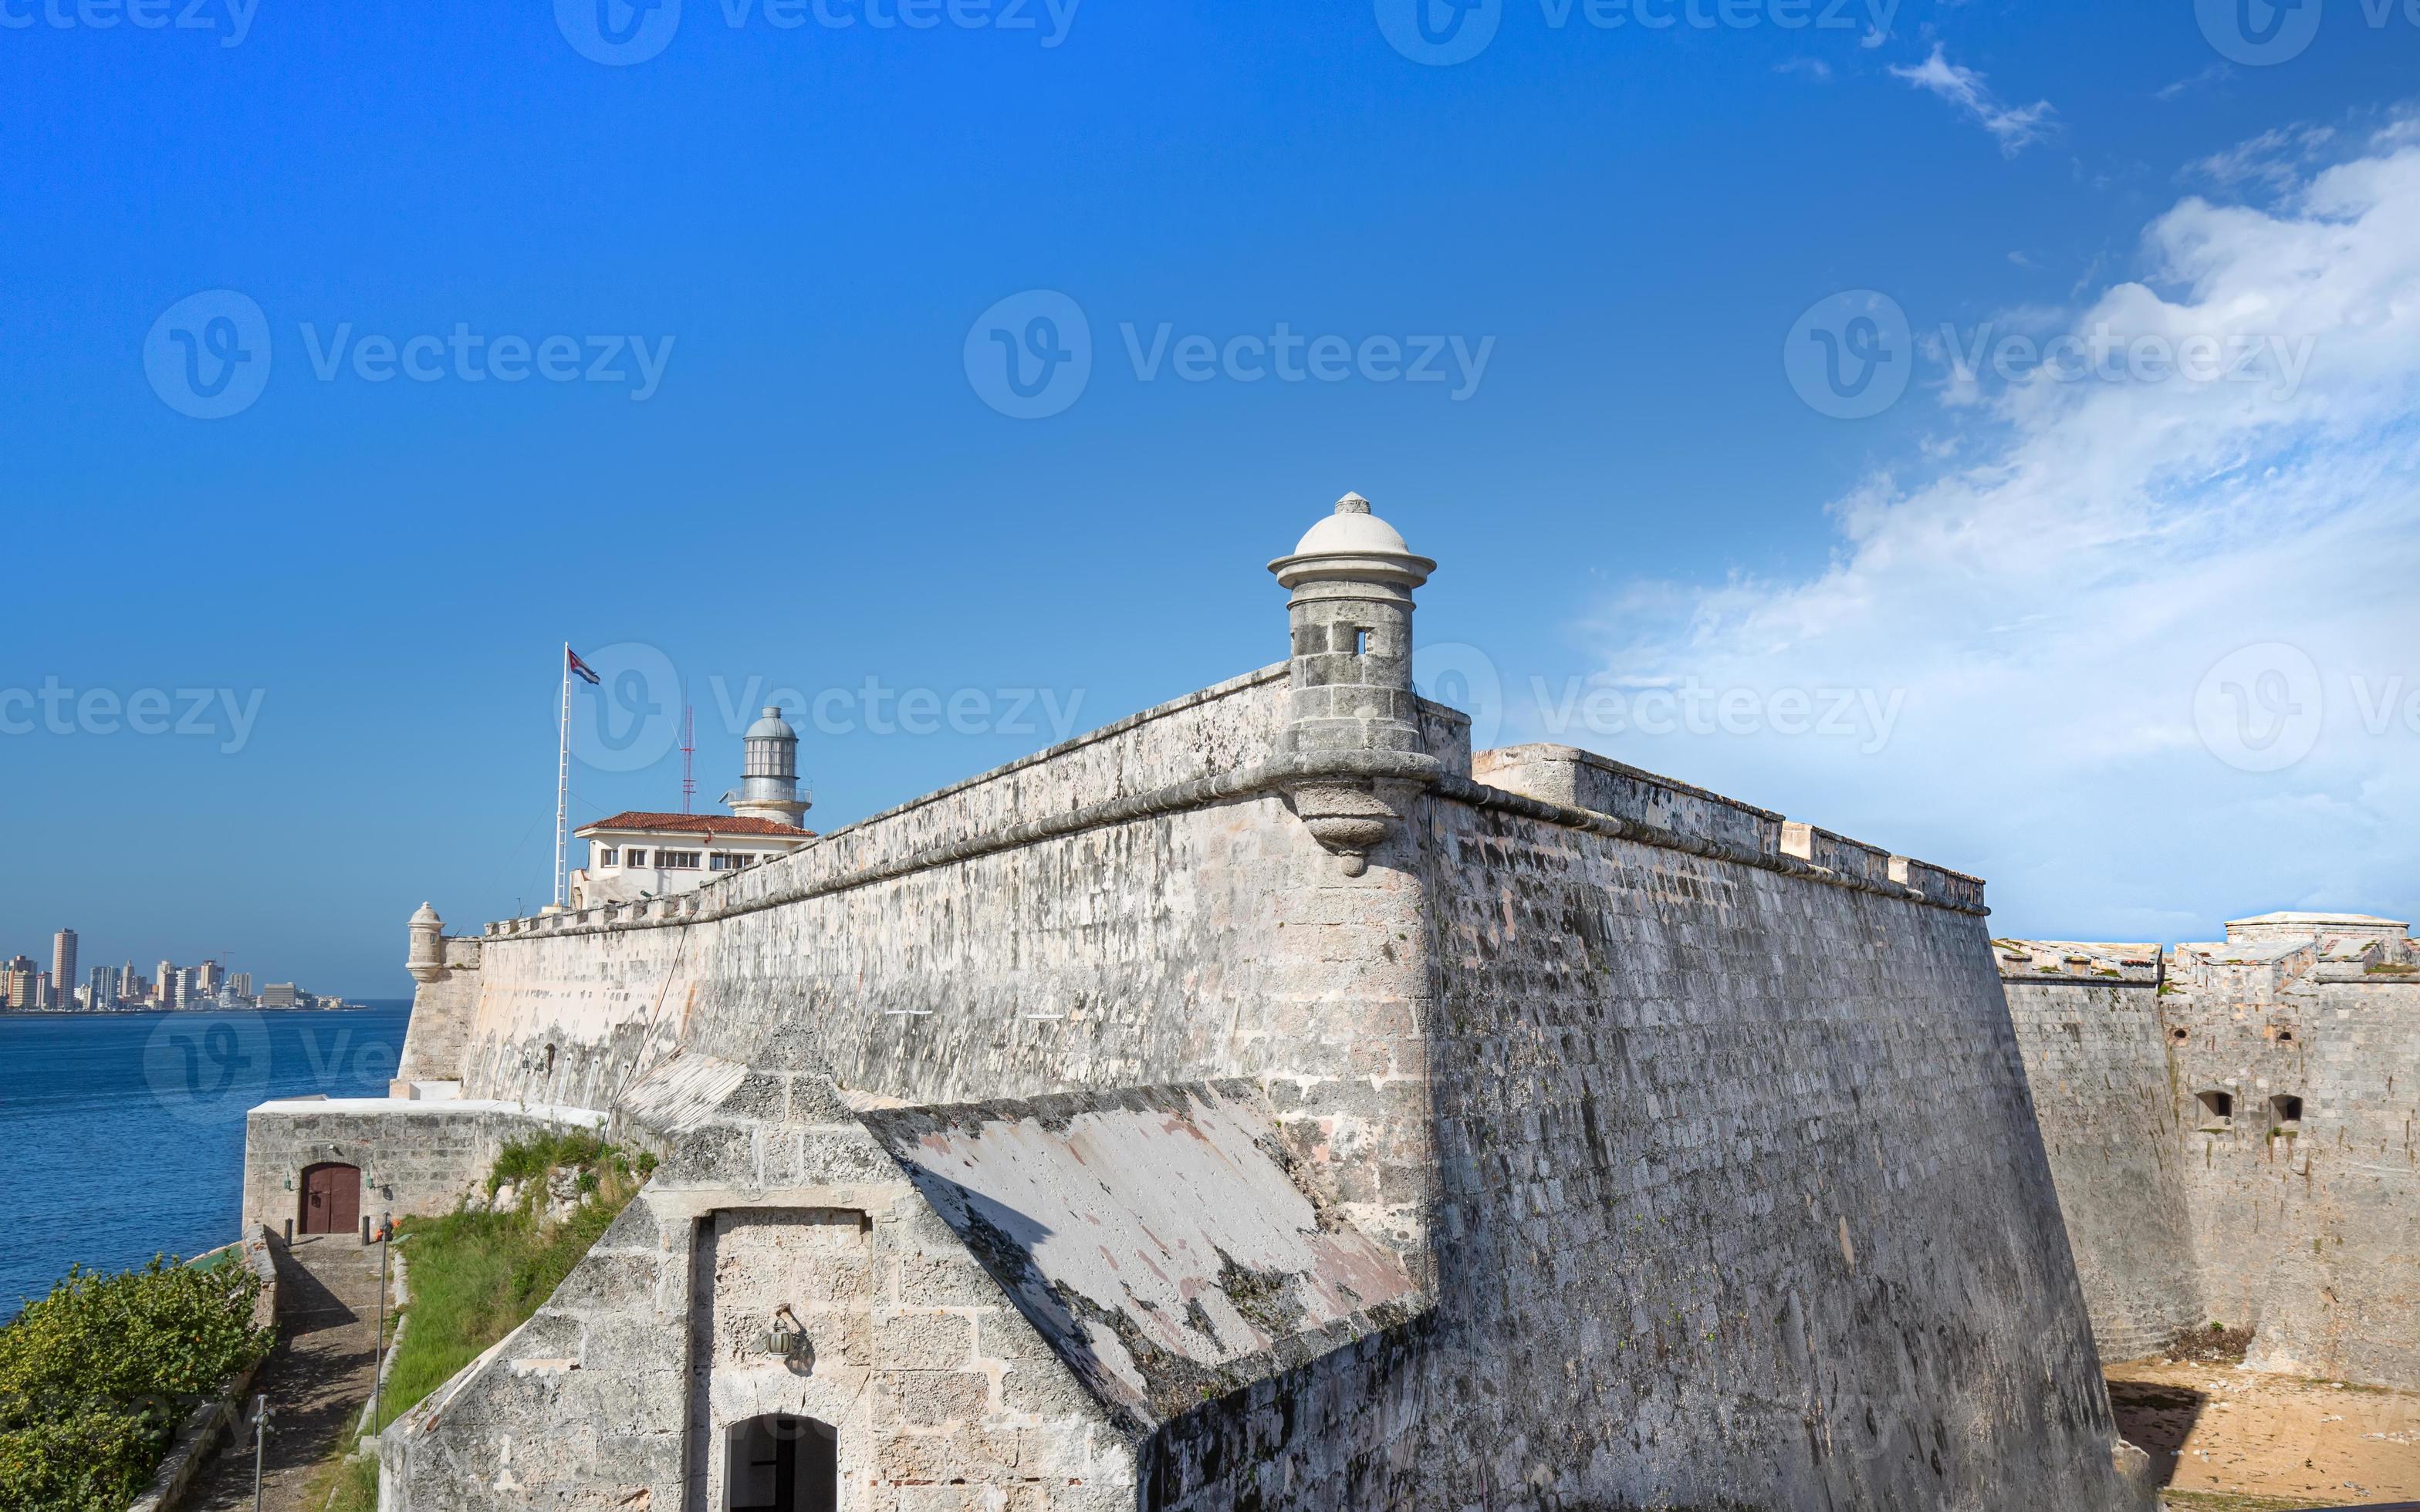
[
  {"x1": 1266, "y1": 492, "x2": 1442, "y2": 876},
  {"x1": 1269, "y1": 492, "x2": 1436, "y2": 761},
  {"x1": 406, "y1": 903, "x2": 445, "y2": 984},
  {"x1": 726, "y1": 707, "x2": 812, "y2": 829}
]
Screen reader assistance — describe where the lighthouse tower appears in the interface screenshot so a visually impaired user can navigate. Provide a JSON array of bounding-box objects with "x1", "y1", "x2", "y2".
[{"x1": 725, "y1": 707, "x2": 812, "y2": 829}]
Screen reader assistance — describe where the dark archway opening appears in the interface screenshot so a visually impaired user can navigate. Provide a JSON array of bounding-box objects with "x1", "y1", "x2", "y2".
[{"x1": 725, "y1": 1415, "x2": 836, "y2": 1512}]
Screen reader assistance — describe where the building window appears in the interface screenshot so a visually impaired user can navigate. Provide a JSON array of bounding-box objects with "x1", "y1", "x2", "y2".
[
  {"x1": 711, "y1": 854, "x2": 753, "y2": 872},
  {"x1": 658, "y1": 850, "x2": 701, "y2": 870},
  {"x1": 600, "y1": 848, "x2": 620, "y2": 866},
  {"x1": 626, "y1": 849, "x2": 648, "y2": 868},
  {"x1": 2270, "y1": 1095, "x2": 2303, "y2": 1132},
  {"x1": 2195, "y1": 1089, "x2": 2235, "y2": 1129}
]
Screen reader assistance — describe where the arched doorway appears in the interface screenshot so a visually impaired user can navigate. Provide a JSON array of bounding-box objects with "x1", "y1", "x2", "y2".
[
  {"x1": 725, "y1": 1415, "x2": 836, "y2": 1512},
  {"x1": 299, "y1": 1162, "x2": 360, "y2": 1236}
]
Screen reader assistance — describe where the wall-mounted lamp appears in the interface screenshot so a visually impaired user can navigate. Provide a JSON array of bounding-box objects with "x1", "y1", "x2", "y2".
[{"x1": 760, "y1": 1304, "x2": 806, "y2": 1358}]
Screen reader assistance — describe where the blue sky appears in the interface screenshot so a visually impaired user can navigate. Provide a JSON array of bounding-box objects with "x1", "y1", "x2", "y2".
[{"x1": 4, "y1": 0, "x2": 2417, "y2": 992}]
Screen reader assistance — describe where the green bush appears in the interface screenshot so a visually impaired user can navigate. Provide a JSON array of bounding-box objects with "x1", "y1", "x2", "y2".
[
  {"x1": 483, "y1": 1130, "x2": 610, "y2": 1196},
  {"x1": 0, "y1": 1256, "x2": 275, "y2": 1512},
  {"x1": 0, "y1": 1406, "x2": 168, "y2": 1512}
]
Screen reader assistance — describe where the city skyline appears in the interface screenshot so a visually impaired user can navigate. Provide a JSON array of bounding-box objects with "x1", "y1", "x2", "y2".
[{"x1": 0, "y1": 930, "x2": 352, "y2": 1013}]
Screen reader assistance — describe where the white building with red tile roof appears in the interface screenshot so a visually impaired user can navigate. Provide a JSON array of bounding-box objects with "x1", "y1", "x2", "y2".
[{"x1": 570, "y1": 707, "x2": 816, "y2": 906}]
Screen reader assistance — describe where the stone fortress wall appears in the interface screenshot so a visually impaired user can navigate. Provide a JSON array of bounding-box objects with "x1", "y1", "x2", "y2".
[
  {"x1": 1999, "y1": 916, "x2": 2420, "y2": 1390},
  {"x1": 339, "y1": 495, "x2": 2151, "y2": 1510},
  {"x1": 1995, "y1": 941, "x2": 2203, "y2": 1365}
]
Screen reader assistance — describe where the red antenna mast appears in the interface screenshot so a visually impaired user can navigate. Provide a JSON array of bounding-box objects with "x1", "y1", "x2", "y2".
[{"x1": 680, "y1": 706, "x2": 696, "y2": 814}]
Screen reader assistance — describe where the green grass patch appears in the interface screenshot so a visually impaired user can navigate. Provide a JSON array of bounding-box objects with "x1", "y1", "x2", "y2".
[
  {"x1": 362, "y1": 1134, "x2": 641, "y2": 1440},
  {"x1": 312, "y1": 1450, "x2": 380, "y2": 1512}
]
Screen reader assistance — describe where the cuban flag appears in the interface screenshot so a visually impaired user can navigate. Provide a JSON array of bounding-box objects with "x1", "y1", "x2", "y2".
[{"x1": 567, "y1": 648, "x2": 602, "y2": 686}]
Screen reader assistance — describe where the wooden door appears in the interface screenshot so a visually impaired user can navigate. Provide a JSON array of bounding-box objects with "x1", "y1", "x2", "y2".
[{"x1": 300, "y1": 1163, "x2": 360, "y2": 1235}]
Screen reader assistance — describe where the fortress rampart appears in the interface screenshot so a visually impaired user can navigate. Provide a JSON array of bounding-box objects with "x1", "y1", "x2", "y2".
[
  {"x1": 2001, "y1": 917, "x2": 2420, "y2": 1390},
  {"x1": 264, "y1": 496, "x2": 2153, "y2": 1510}
]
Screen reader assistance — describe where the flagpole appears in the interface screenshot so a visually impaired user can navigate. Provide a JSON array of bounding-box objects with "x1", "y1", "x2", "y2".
[{"x1": 553, "y1": 643, "x2": 570, "y2": 912}]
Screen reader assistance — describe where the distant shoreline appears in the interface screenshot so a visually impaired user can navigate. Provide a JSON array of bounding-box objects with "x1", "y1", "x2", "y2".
[{"x1": 0, "y1": 1001, "x2": 412, "y2": 1016}]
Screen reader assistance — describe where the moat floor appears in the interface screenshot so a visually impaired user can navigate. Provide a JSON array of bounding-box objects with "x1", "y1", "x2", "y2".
[
  {"x1": 190, "y1": 1234, "x2": 385, "y2": 1512},
  {"x1": 2109, "y1": 1358, "x2": 2420, "y2": 1510}
]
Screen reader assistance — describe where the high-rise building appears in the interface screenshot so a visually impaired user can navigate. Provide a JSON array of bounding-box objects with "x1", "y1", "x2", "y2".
[
  {"x1": 89, "y1": 964, "x2": 119, "y2": 1010},
  {"x1": 36, "y1": 971, "x2": 55, "y2": 1011},
  {"x1": 156, "y1": 960, "x2": 177, "y2": 1008},
  {"x1": 52, "y1": 930, "x2": 76, "y2": 1002},
  {"x1": 228, "y1": 971, "x2": 254, "y2": 1001},
  {"x1": 2, "y1": 957, "x2": 35, "y2": 1010},
  {"x1": 259, "y1": 982, "x2": 299, "y2": 1009}
]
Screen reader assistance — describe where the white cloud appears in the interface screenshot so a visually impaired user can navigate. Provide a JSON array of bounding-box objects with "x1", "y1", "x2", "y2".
[
  {"x1": 1570, "y1": 118, "x2": 2420, "y2": 940},
  {"x1": 1774, "y1": 57, "x2": 1833, "y2": 80},
  {"x1": 2157, "y1": 62, "x2": 2233, "y2": 103},
  {"x1": 2191, "y1": 123, "x2": 2337, "y2": 191},
  {"x1": 1889, "y1": 46, "x2": 2057, "y2": 156}
]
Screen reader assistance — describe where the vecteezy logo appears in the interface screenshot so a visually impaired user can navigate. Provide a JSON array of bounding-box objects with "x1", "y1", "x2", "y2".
[
  {"x1": 556, "y1": 0, "x2": 682, "y2": 66},
  {"x1": 570, "y1": 641, "x2": 683, "y2": 772},
  {"x1": 1413, "y1": 642, "x2": 1505, "y2": 751},
  {"x1": 1374, "y1": 0, "x2": 1502, "y2": 66},
  {"x1": 143, "y1": 1011, "x2": 271, "y2": 1126},
  {"x1": 964, "y1": 291, "x2": 1093, "y2": 420},
  {"x1": 2195, "y1": 0, "x2": 2323, "y2": 66},
  {"x1": 144, "y1": 290, "x2": 273, "y2": 420},
  {"x1": 2195, "y1": 642, "x2": 2324, "y2": 773},
  {"x1": 1784, "y1": 290, "x2": 1913, "y2": 420}
]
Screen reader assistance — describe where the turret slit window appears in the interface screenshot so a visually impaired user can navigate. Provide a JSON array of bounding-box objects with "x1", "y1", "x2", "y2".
[
  {"x1": 2195, "y1": 1089, "x2": 2234, "y2": 1129},
  {"x1": 1354, "y1": 627, "x2": 1372, "y2": 656},
  {"x1": 2270, "y1": 1095, "x2": 2303, "y2": 1132}
]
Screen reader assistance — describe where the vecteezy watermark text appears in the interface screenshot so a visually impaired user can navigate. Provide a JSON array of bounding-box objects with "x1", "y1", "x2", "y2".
[
  {"x1": 1936, "y1": 322, "x2": 2316, "y2": 399},
  {"x1": 1376, "y1": 0, "x2": 1897, "y2": 66},
  {"x1": 710, "y1": 675, "x2": 1088, "y2": 740},
  {"x1": 0, "y1": 679, "x2": 265, "y2": 754},
  {"x1": 0, "y1": 0, "x2": 257, "y2": 45},
  {"x1": 555, "y1": 0, "x2": 1078, "y2": 66},
  {"x1": 1784, "y1": 289, "x2": 2320, "y2": 420},
  {"x1": 1411, "y1": 645, "x2": 1911, "y2": 755},
  {"x1": 2195, "y1": 0, "x2": 2420, "y2": 68},
  {"x1": 558, "y1": 644, "x2": 1097, "y2": 774},
  {"x1": 964, "y1": 291, "x2": 1496, "y2": 420},
  {"x1": 144, "y1": 290, "x2": 675, "y2": 420},
  {"x1": 144, "y1": 1014, "x2": 397, "y2": 1125},
  {"x1": 2194, "y1": 643, "x2": 2420, "y2": 773},
  {"x1": 1533, "y1": 677, "x2": 1908, "y2": 754}
]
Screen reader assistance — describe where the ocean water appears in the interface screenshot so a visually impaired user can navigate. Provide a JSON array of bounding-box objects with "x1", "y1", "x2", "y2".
[{"x1": 0, "y1": 1003, "x2": 413, "y2": 1319}]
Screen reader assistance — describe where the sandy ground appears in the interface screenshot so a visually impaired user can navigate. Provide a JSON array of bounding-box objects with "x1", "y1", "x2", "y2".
[{"x1": 2107, "y1": 1357, "x2": 2420, "y2": 1510}]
